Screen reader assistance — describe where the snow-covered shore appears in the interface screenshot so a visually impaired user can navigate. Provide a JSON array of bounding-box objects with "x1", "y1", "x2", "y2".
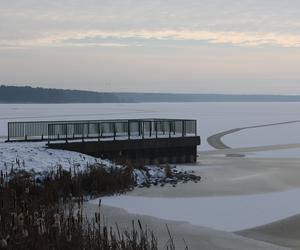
[
  {"x1": 0, "y1": 142, "x2": 201, "y2": 190},
  {"x1": 0, "y1": 142, "x2": 108, "y2": 173}
]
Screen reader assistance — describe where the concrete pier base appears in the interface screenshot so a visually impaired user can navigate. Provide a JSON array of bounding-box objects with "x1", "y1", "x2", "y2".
[{"x1": 48, "y1": 136, "x2": 200, "y2": 165}]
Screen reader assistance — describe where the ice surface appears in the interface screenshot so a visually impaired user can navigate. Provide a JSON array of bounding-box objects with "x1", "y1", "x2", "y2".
[
  {"x1": 247, "y1": 148, "x2": 300, "y2": 158},
  {"x1": 91, "y1": 188, "x2": 300, "y2": 232}
]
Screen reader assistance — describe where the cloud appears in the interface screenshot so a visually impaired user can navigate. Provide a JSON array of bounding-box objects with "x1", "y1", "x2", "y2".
[
  {"x1": 1, "y1": 1, "x2": 300, "y2": 49},
  {"x1": 1, "y1": 30, "x2": 300, "y2": 49}
]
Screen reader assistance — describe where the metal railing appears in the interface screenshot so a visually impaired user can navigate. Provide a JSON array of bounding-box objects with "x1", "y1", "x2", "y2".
[
  {"x1": 7, "y1": 119, "x2": 98, "y2": 141},
  {"x1": 7, "y1": 119, "x2": 197, "y2": 143}
]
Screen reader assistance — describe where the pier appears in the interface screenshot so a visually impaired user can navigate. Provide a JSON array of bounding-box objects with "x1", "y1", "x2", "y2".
[{"x1": 7, "y1": 119, "x2": 200, "y2": 164}]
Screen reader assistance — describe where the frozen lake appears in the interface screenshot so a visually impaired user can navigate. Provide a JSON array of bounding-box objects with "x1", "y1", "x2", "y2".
[
  {"x1": 91, "y1": 188, "x2": 300, "y2": 232},
  {"x1": 1, "y1": 102, "x2": 300, "y2": 150},
  {"x1": 2, "y1": 102, "x2": 300, "y2": 232}
]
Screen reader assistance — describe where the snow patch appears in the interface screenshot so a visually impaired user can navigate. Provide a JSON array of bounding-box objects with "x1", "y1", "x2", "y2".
[{"x1": 0, "y1": 142, "x2": 114, "y2": 173}]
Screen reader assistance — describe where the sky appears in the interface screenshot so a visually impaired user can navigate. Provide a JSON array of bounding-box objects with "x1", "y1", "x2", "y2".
[{"x1": 1, "y1": 0, "x2": 300, "y2": 94}]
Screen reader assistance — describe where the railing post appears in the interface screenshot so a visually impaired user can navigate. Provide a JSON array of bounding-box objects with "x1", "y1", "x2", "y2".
[
  {"x1": 149, "y1": 121, "x2": 152, "y2": 137},
  {"x1": 182, "y1": 120, "x2": 185, "y2": 137},
  {"x1": 72, "y1": 123, "x2": 75, "y2": 139},
  {"x1": 82, "y1": 124, "x2": 84, "y2": 142},
  {"x1": 113, "y1": 122, "x2": 116, "y2": 140},
  {"x1": 173, "y1": 121, "x2": 176, "y2": 135},
  {"x1": 128, "y1": 121, "x2": 130, "y2": 140},
  {"x1": 155, "y1": 121, "x2": 158, "y2": 138},
  {"x1": 138, "y1": 121, "x2": 141, "y2": 137},
  {"x1": 142, "y1": 121, "x2": 144, "y2": 139},
  {"x1": 98, "y1": 122, "x2": 101, "y2": 141},
  {"x1": 169, "y1": 120, "x2": 171, "y2": 138},
  {"x1": 23, "y1": 123, "x2": 26, "y2": 141},
  {"x1": 7, "y1": 123, "x2": 10, "y2": 142},
  {"x1": 65, "y1": 124, "x2": 68, "y2": 143},
  {"x1": 47, "y1": 124, "x2": 50, "y2": 145}
]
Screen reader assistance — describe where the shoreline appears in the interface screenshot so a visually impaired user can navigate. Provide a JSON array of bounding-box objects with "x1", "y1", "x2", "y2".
[
  {"x1": 238, "y1": 214, "x2": 300, "y2": 249},
  {"x1": 90, "y1": 187, "x2": 300, "y2": 232},
  {"x1": 88, "y1": 149, "x2": 300, "y2": 249},
  {"x1": 84, "y1": 202, "x2": 289, "y2": 250}
]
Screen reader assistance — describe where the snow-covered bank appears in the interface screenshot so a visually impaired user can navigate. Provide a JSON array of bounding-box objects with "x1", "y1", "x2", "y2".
[
  {"x1": 0, "y1": 142, "x2": 200, "y2": 188},
  {"x1": 91, "y1": 188, "x2": 300, "y2": 232},
  {"x1": 0, "y1": 142, "x2": 110, "y2": 172}
]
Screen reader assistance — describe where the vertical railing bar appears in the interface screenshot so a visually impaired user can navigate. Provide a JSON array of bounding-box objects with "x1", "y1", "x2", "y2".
[
  {"x1": 128, "y1": 121, "x2": 130, "y2": 140},
  {"x1": 48, "y1": 124, "x2": 50, "y2": 144},
  {"x1": 65, "y1": 124, "x2": 68, "y2": 143},
  {"x1": 7, "y1": 122, "x2": 10, "y2": 142},
  {"x1": 113, "y1": 122, "x2": 116, "y2": 140},
  {"x1": 81, "y1": 123, "x2": 83, "y2": 142},
  {"x1": 173, "y1": 121, "x2": 176, "y2": 136},
  {"x1": 57, "y1": 124, "x2": 59, "y2": 140},
  {"x1": 24, "y1": 122, "x2": 26, "y2": 140},
  {"x1": 72, "y1": 123, "x2": 75, "y2": 139},
  {"x1": 98, "y1": 122, "x2": 101, "y2": 141}
]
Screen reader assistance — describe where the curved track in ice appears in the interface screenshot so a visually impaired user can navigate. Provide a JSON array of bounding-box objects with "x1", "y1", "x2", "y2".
[{"x1": 207, "y1": 120, "x2": 300, "y2": 150}]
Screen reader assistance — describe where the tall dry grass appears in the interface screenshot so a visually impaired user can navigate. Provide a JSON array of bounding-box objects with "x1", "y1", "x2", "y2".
[{"x1": 0, "y1": 165, "x2": 179, "y2": 250}]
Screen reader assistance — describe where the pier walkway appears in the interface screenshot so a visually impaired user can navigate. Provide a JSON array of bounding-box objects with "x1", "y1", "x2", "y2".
[{"x1": 7, "y1": 119, "x2": 200, "y2": 164}]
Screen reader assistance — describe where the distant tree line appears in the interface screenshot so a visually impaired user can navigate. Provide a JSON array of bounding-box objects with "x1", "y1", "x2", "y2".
[
  {"x1": 1, "y1": 85, "x2": 300, "y2": 103},
  {"x1": 0, "y1": 85, "x2": 121, "y2": 103}
]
